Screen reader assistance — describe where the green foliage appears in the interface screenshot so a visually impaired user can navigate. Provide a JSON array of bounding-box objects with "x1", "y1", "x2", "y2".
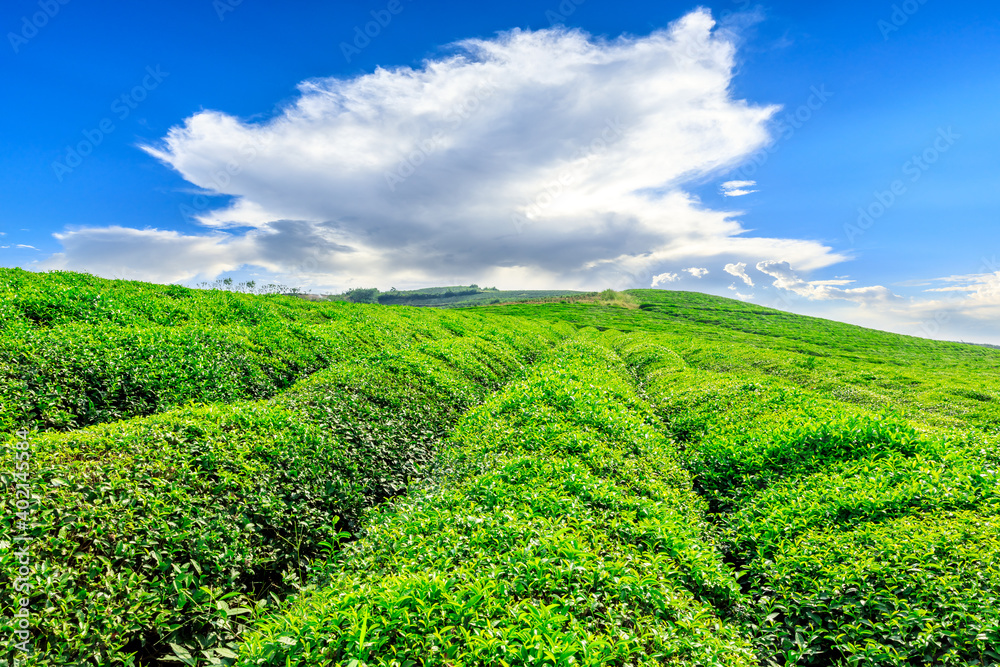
[
  {"x1": 4, "y1": 270, "x2": 1000, "y2": 666},
  {"x1": 649, "y1": 371, "x2": 925, "y2": 509},
  {"x1": 237, "y1": 335, "x2": 754, "y2": 666},
  {"x1": 491, "y1": 289, "x2": 1000, "y2": 433},
  {"x1": 197, "y1": 277, "x2": 299, "y2": 295},
  {"x1": 0, "y1": 274, "x2": 565, "y2": 666},
  {"x1": 345, "y1": 288, "x2": 381, "y2": 304},
  {"x1": 1, "y1": 321, "x2": 337, "y2": 433},
  {"x1": 487, "y1": 292, "x2": 1000, "y2": 665},
  {"x1": 373, "y1": 286, "x2": 583, "y2": 308},
  {"x1": 0, "y1": 268, "x2": 355, "y2": 434},
  {"x1": 0, "y1": 269, "x2": 568, "y2": 436},
  {"x1": 727, "y1": 448, "x2": 1000, "y2": 664}
]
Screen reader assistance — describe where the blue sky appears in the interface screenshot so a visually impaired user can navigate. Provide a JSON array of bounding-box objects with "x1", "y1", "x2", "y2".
[{"x1": 2, "y1": 0, "x2": 998, "y2": 342}]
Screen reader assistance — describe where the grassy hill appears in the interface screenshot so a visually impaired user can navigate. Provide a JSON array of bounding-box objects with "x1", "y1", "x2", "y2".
[
  {"x1": 1, "y1": 269, "x2": 998, "y2": 666},
  {"x1": 329, "y1": 285, "x2": 585, "y2": 308}
]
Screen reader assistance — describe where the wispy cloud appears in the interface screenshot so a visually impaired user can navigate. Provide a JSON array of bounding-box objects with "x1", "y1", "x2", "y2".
[
  {"x1": 721, "y1": 179, "x2": 758, "y2": 197},
  {"x1": 911, "y1": 271, "x2": 1000, "y2": 323},
  {"x1": 756, "y1": 260, "x2": 901, "y2": 305},
  {"x1": 818, "y1": 269, "x2": 1000, "y2": 344}
]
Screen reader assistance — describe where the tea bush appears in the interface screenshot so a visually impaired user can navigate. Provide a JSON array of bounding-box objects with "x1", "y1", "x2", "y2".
[
  {"x1": 729, "y1": 448, "x2": 1000, "y2": 664},
  {"x1": 0, "y1": 312, "x2": 562, "y2": 665},
  {"x1": 642, "y1": 370, "x2": 925, "y2": 508},
  {"x1": 4, "y1": 271, "x2": 1000, "y2": 666},
  {"x1": 0, "y1": 268, "x2": 564, "y2": 436},
  {"x1": 237, "y1": 334, "x2": 755, "y2": 667}
]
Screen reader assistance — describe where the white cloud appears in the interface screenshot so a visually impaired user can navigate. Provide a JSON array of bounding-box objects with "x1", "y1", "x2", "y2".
[
  {"x1": 39, "y1": 10, "x2": 849, "y2": 292},
  {"x1": 756, "y1": 260, "x2": 901, "y2": 305},
  {"x1": 727, "y1": 261, "x2": 1000, "y2": 345},
  {"x1": 914, "y1": 271, "x2": 1000, "y2": 321},
  {"x1": 684, "y1": 267, "x2": 709, "y2": 278},
  {"x1": 651, "y1": 272, "x2": 679, "y2": 287},
  {"x1": 15, "y1": 244, "x2": 38, "y2": 250},
  {"x1": 724, "y1": 261, "x2": 754, "y2": 286},
  {"x1": 922, "y1": 272, "x2": 1000, "y2": 294},
  {"x1": 42, "y1": 226, "x2": 252, "y2": 283},
  {"x1": 721, "y1": 179, "x2": 758, "y2": 197},
  {"x1": 40, "y1": 223, "x2": 357, "y2": 285}
]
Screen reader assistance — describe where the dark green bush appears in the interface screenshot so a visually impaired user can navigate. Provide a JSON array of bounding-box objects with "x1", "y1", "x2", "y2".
[{"x1": 344, "y1": 288, "x2": 380, "y2": 304}]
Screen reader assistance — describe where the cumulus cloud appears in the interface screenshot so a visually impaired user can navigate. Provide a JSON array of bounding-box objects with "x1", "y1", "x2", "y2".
[
  {"x1": 684, "y1": 267, "x2": 709, "y2": 278},
  {"x1": 651, "y1": 272, "x2": 679, "y2": 287},
  {"x1": 724, "y1": 261, "x2": 754, "y2": 286},
  {"x1": 721, "y1": 179, "x2": 758, "y2": 196},
  {"x1": 39, "y1": 9, "x2": 849, "y2": 292},
  {"x1": 756, "y1": 260, "x2": 901, "y2": 305}
]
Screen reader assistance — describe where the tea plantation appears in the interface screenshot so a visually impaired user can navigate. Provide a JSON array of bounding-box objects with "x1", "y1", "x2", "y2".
[{"x1": 1, "y1": 269, "x2": 998, "y2": 666}]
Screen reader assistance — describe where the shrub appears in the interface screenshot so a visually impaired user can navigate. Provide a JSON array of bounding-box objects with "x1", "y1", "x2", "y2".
[
  {"x1": 344, "y1": 288, "x2": 380, "y2": 304},
  {"x1": 0, "y1": 318, "x2": 560, "y2": 665},
  {"x1": 728, "y1": 448, "x2": 1000, "y2": 664},
  {"x1": 237, "y1": 335, "x2": 755, "y2": 666}
]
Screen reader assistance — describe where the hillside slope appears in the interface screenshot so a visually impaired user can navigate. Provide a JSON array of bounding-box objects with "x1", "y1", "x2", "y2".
[
  {"x1": 1, "y1": 272, "x2": 998, "y2": 666},
  {"x1": 491, "y1": 289, "x2": 1000, "y2": 433}
]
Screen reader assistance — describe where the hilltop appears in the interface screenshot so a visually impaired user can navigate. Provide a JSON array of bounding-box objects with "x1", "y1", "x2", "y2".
[
  {"x1": 1, "y1": 268, "x2": 998, "y2": 666},
  {"x1": 322, "y1": 284, "x2": 585, "y2": 308}
]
